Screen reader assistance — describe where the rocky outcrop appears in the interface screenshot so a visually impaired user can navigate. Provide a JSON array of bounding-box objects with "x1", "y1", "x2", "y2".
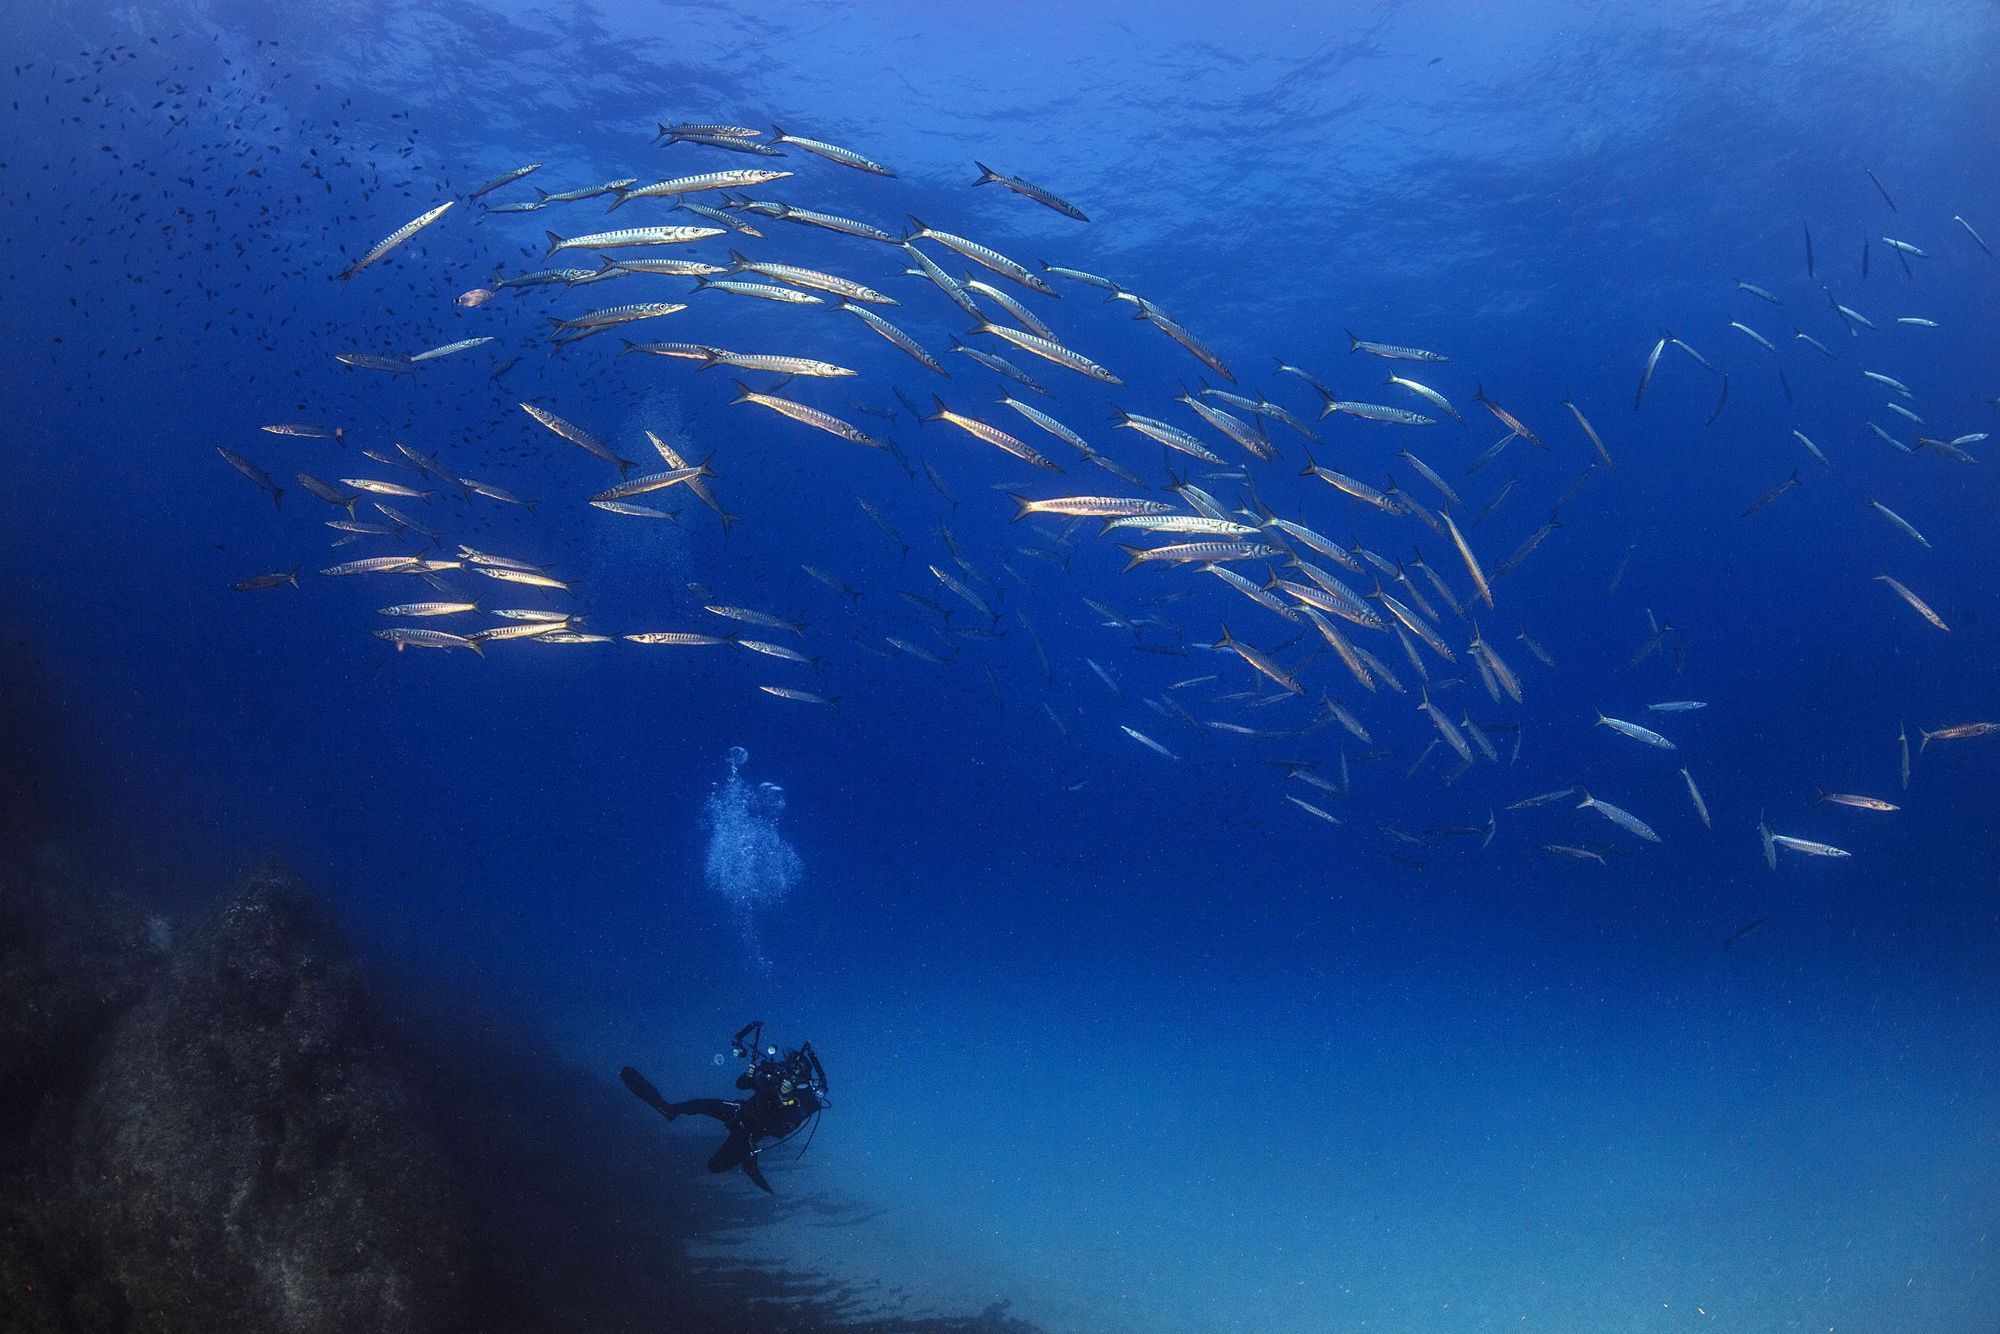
[
  {"x1": 65, "y1": 871, "x2": 466, "y2": 1334},
  {"x1": 0, "y1": 866, "x2": 465, "y2": 1334},
  {"x1": 0, "y1": 850, "x2": 164, "y2": 1148},
  {"x1": 0, "y1": 851, "x2": 168, "y2": 1334}
]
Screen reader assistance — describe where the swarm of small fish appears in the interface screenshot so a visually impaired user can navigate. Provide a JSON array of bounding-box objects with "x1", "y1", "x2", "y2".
[{"x1": 216, "y1": 122, "x2": 1996, "y2": 886}]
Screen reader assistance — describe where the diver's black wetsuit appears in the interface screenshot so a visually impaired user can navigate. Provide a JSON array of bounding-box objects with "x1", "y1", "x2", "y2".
[{"x1": 621, "y1": 1022, "x2": 826, "y2": 1193}]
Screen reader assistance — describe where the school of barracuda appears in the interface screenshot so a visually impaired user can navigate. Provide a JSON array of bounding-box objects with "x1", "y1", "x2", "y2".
[{"x1": 218, "y1": 118, "x2": 1996, "y2": 874}]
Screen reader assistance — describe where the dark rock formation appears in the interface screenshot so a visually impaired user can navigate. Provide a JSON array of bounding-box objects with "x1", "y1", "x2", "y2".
[
  {"x1": 1, "y1": 866, "x2": 466, "y2": 1334},
  {"x1": 0, "y1": 851, "x2": 164, "y2": 1147},
  {"x1": 1, "y1": 850, "x2": 166, "y2": 1334},
  {"x1": 64, "y1": 871, "x2": 466, "y2": 1334}
]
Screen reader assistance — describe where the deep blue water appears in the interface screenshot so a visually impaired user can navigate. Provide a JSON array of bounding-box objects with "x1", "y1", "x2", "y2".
[{"x1": 6, "y1": 1, "x2": 1999, "y2": 1329}]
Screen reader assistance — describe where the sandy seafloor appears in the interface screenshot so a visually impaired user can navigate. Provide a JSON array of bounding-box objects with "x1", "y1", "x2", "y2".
[{"x1": 560, "y1": 927, "x2": 1999, "y2": 1334}]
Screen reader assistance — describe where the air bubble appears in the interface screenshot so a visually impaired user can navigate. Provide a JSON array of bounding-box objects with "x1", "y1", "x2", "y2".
[{"x1": 704, "y1": 747, "x2": 801, "y2": 972}]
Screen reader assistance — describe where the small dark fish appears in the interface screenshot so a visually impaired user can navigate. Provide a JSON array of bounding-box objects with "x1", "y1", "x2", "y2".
[
  {"x1": 1705, "y1": 371, "x2": 1730, "y2": 425},
  {"x1": 1492, "y1": 513, "x2": 1560, "y2": 581},
  {"x1": 1954, "y1": 214, "x2": 1992, "y2": 257},
  {"x1": 1606, "y1": 545, "x2": 1634, "y2": 598},
  {"x1": 1472, "y1": 474, "x2": 1518, "y2": 528},
  {"x1": 1865, "y1": 167, "x2": 1896, "y2": 211},
  {"x1": 1540, "y1": 844, "x2": 1607, "y2": 864},
  {"x1": 1623, "y1": 616, "x2": 1672, "y2": 671},
  {"x1": 858, "y1": 498, "x2": 909, "y2": 555},
  {"x1": 1552, "y1": 468, "x2": 1600, "y2": 516},
  {"x1": 1739, "y1": 470, "x2": 1801, "y2": 519},
  {"x1": 1465, "y1": 432, "x2": 1513, "y2": 475},
  {"x1": 1804, "y1": 221, "x2": 1816, "y2": 279},
  {"x1": 1721, "y1": 916, "x2": 1771, "y2": 952}
]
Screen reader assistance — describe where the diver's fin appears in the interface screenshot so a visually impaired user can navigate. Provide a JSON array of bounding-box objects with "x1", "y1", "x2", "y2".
[
  {"x1": 742, "y1": 1151, "x2": 775, "y2": 1193},
  {"x1": 619, "y1": 1066, "x2": 678, "y2": 1121}
]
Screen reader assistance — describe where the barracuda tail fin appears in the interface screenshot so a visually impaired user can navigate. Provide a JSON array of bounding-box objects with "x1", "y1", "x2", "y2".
[
  {"x1": 1117, "y1": 545, "x2": 1149, "y2": 574},
  {"x1": 543, "y1": 230, "x2": 565, "y2": 255}
]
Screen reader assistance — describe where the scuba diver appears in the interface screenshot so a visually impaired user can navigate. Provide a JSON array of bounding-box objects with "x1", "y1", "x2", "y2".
[{"x1": 620, "y1": 1021, "x2": 828, "y2": 1193}]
